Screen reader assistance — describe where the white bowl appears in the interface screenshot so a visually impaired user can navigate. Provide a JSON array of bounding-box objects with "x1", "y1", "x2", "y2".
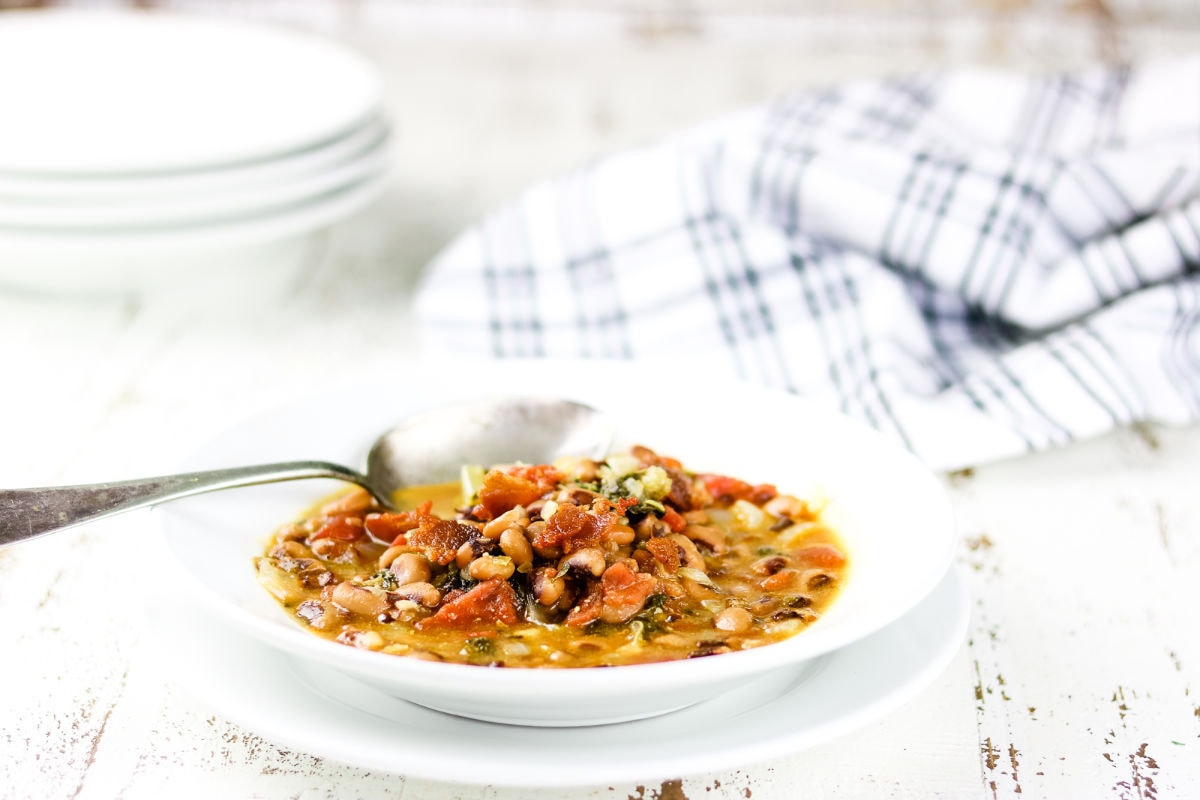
[
  {"x1": 0, "y1": 115, "x2": 388, "y2": 202},
  {"x1": 0, "y1": 172, "x2": 386, "y2": 297},
  {"x1": 158, "y1": 361, "x2": 957, "y2": 727},
  {"x1": 0, "y1": 10, "x2": 381, "y2": 175},
  {"x1": 0, "y1": 117, "x2": 390, "y2": 228}
]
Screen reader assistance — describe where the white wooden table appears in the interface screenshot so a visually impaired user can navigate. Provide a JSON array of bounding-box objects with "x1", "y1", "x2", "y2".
[{"x1": 2, "y1": 5, "x2": 1198, "y2": 798}]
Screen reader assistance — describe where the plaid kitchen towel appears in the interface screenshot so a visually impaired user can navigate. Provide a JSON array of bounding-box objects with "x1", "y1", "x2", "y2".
[{"x1": 412, "y1": 56, "x2": 1200, "y2": 471}]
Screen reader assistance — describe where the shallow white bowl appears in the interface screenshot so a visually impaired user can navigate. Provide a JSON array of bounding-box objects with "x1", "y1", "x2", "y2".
[
  {"x1": 0, "y1": 118, "x2": 390, "y2": 228},
  {"x1": 0, "y1": 10, "x2": 380, "y2": 175},
  {"x1": 158, "y1": 361, "x2": 957, "y2": 727},
  {"x1": 0, "y1": 115, "x2": 388, "y2": 202},
  {"x1": 0, "y1": 172, "x2": 385, "y2": 297}
]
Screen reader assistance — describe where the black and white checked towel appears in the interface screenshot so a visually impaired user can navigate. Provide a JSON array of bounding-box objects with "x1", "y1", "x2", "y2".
[{"x1": 413, "y1": 57, "x2": 1200, "y2": 470}]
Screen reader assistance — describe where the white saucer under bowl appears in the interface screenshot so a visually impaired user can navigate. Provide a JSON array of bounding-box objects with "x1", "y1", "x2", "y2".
[{"x1": 146, "y1": 564, "x2": 968, "y2": 787}]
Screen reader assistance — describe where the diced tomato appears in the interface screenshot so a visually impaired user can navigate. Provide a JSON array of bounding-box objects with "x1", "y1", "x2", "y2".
[
  {"x1": 700, "y1": 474, "x2": 750, "y2": 501},
  {"x1": 700, "y1": 474, "x2": 777, "y2": 504},
  {"x1": 599, "y1": 562, "x2": 657, "y2": 623},
  {"x1": 565, "y1": 581, "x2": 603, "y2": 627},
  {"x1": 364, "y1": 511, "x2": 418, "y2": 543},
  {"x1": 310, "y1": 516, "x2": 364, "y2": 542},
  {"x1": 660, "y1": 507, "x2": 687, "y2": 533},
  {"x1": 748, "y1": 484, "x2": 778, "y2": 504},
  {"x1": 417, "y1": 579, "x2": 519, "y2": 629}
]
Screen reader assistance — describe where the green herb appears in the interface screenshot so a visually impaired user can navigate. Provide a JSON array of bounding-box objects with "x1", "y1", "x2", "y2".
[
  {"x1": 434, "y1": 565, "x2": 476, "y2": 593},
  {"x1": 631, "y1": 594, "x2": 669, "y2": 634},
  {"x1": 635, "y1": 498, "x2": 666, "y2": 514},
  {"x1": 367, "y1": 570, "x2": 399, "y2": 590},
  {"x1": 466, "y1": 637, "x2": 494, "y2": 655}
]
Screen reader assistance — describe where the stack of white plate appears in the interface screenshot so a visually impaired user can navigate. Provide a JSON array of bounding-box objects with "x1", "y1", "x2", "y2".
[{"x1": 0, "y1": 10, "x2": 390, "y2": 295}]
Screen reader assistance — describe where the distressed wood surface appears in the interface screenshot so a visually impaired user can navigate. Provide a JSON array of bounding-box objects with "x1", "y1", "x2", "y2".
[{"x1": 1, "y1": 4, "x2": 1198, "y2": 799}]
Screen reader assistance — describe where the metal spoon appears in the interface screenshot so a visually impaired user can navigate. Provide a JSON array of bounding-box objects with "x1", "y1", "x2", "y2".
[{"x1": 0, "y1": 397, "x2": 612, "y2": 547}]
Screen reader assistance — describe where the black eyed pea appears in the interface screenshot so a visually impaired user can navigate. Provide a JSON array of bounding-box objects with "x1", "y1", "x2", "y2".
[
  {"x1": 683, "y1": 524, "x2": 727, "y2": 554},
  {"x1": 764, "y1": 493, "x2": 808, "y2": 520},
  {"x1": 468, "y1": 554, "x2": 516, "y2": 581},
  {"x1": 455, "y1": 540, "x2": 477, "y2": 569},
  {"x1": 800, "y1": 568, "x2": 836, "y2": 590},
  {"x1": 394, "y1": 581, "x2": 441, "y2": 608},
  {"x1": 666, "y1": 534, "x2": 706, "y2": 571},
  {"x1": 499, "y1": 527, "x2": 534, "y2": 571},
  {"x1": 387, "y1": 552, "x2": 433, "y2": 585},
  {"x1": 331, "y1": 581, "x2": 390, "y2": 618},
  {"x1": 714, "y1": 606, "x2": 754, "y2": 633},
  {"x1": 482, "y1": 505, "x2": 528, "y2": 539},
  {"x1": 750, "y1": 554, "x2": 790, "y2": 575},
  {"x1": 531, "y1": 566, "x2": 566, "y2": 606},
  {"x1": 608, "y1": 523, "x2": 636, "y2": 546},
  {"x1": 558, "y1": 547, "x2": 606, "y2": 577}
]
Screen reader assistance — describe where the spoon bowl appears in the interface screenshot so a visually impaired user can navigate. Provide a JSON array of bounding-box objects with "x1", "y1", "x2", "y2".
[{"x1": 0, "y1": 397, "x2": 610, "y2": 547}]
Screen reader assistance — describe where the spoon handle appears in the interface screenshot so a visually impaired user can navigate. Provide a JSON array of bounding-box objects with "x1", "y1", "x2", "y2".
[{"x1": 0, "y1": 460, "x2": 369, "y2": 547}]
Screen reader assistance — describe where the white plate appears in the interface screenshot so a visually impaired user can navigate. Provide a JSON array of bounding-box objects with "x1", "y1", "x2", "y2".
[
  {"x1": 0, "y1": 124, "x2": 390, "y2": 229},
  {"x1": 0, "y1": 115, "x2": 389, "y2": 202},
  {"x1": 147, "y1": 565, "x2": 968, "y2": 787},
  {"x1": 158, "y1": 368, "x2": 958, "y2": 726},
  {"x1": 0, "y1": 10, "x2": 380, "y2": 174}
]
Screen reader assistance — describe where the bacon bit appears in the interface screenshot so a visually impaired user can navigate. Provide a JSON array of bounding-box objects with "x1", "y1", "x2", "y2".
[
  {"x1": 407, "y1": 516, "x2": 480, "y2": 565},
  {"x1": 592, "y1": 495, "x2": 638, "y2": 516},
  {"x1": 479, "y1": 469, "x2": 544, "y2": 517},
  {"x1": 658, "y1": 576, "x2": 688, "y2": 599},
  {"x1": 644, "y1": 536, "x2": 681, "y2": 573},
  {"x1": 632, "y1": 548, "x2": 657, "y2": 573},
  {"x1": 660, "y1": 507, "x2": 687, "y2": 533},
  {"x1": 700, "y1": 474, "x2": 777, "y2": 504},
  {"x1": 310, "y1": 516, "x2": 364, "y2": 542},
  {"x1": 504, "y1": 464, "x2": 564, "y2": 495},
  {"x1": 794, "y1": 543, "x2": 846, "y2": 569},
  {"x1": 531, "y1": 503, "x2": 616, "y2": 555},
  {"x1": 565, "y1": 580, "x2": 603, "y2": 627},
  {"x1": 417, "y1": 579, "x2": 519, "y2": 629}
]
